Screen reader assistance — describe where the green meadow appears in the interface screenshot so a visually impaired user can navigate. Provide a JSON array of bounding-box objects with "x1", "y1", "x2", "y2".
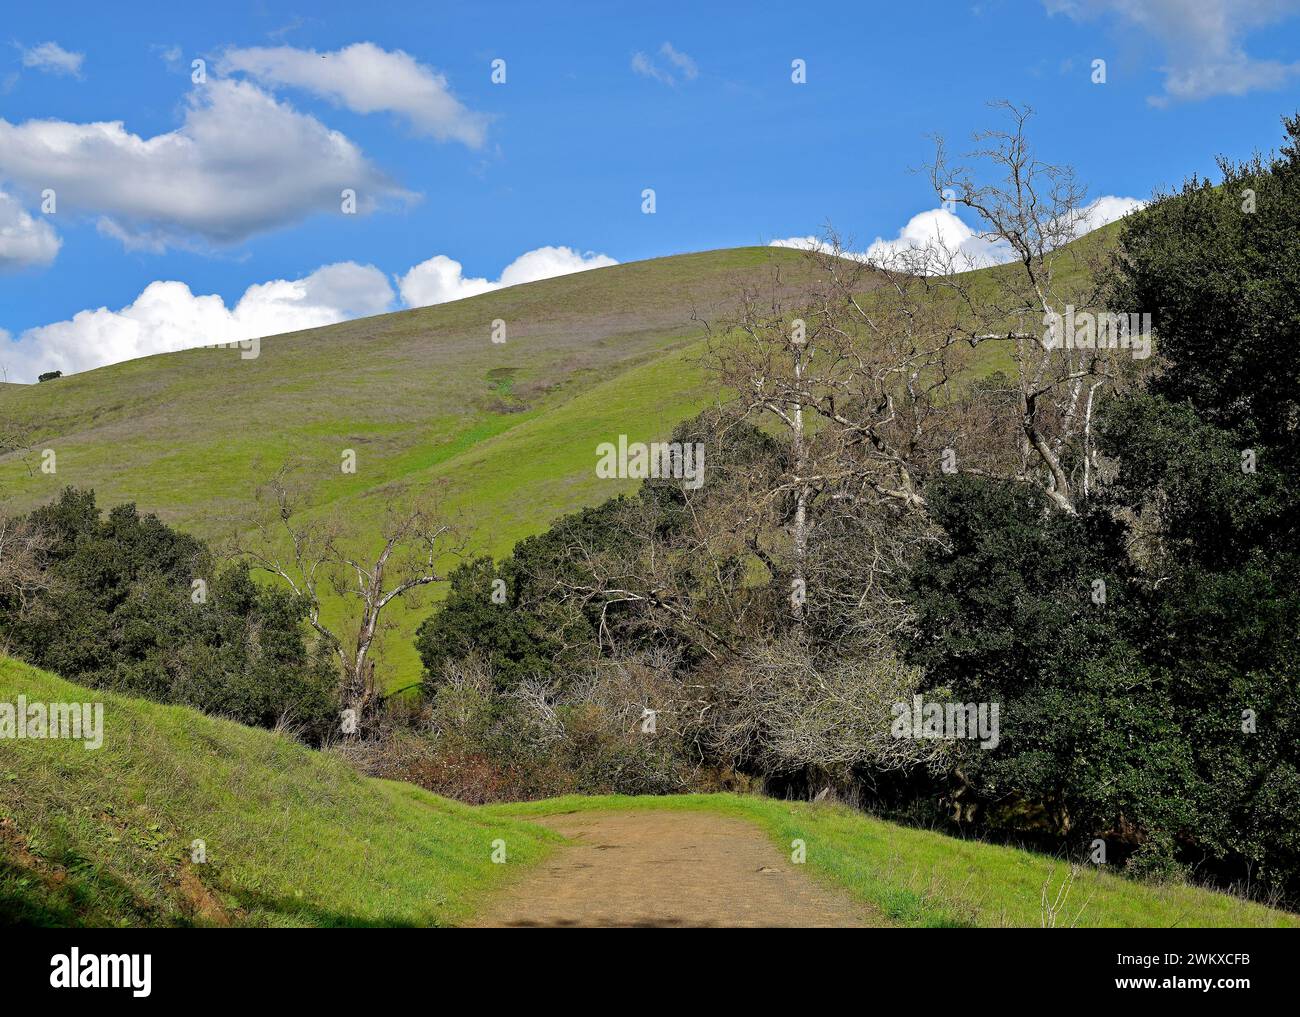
[{"x1": 3, "y1": 656, "x2": 1291, "y2": 928}]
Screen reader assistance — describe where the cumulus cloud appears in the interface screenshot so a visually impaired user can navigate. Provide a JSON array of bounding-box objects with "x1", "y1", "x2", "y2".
[
  {"x1": 18, "y1": 41, "x2": 84, "y2": 78},
  {"x1": 0, "y1": 79, "x2": 404, "y2": 249},
  {"x1": 771, "y1": 209, "x2": 1013, "y2": 269},
  {"x1": 0, "y1": 190, "x2": 61, "y2": 270},
  {"x1": 1, "y1": 261, "x2": 394, "y2": 381},
  {"x1": 1046, "y1": 0, "x2": 1300, "y2": 103},
  {"x1": 631, "y1": 42, "x2": 699, "y2": 86},
  {"x1": 219, "y1": 42, "x2": 489, "y2": 147},
  {"x1": 771, "y1": 196, "x2": 1144, "y2": 270},
  {"x1": 398, "y1": 245, "x2": 617, "y2": 307},
  {"x1": 865, "y1": 208, "x2": 1014, "y2": 266},
  {"x1": 1075, "y1": 194, "x2": 1146, "y2": 232},
  {"x1": 2, "y1": 244, "x2": 617, "y2": 381}
]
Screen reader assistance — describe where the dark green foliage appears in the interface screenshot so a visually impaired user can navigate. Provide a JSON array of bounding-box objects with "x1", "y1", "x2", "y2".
[
  {"x1": 417, "y1": 489, "x2": 702, "y2": 693},
  {"x1": 415, "y1": 552, "x2": 590, "y2": 691},
  {"x1": 2, "y1": 488, "x2": 337, "y2": 739},
  {"x1": 906, "y1": 468, "x2": 1298, "y2": 893},
  {"x1": 905, "y1": 476, "x2": 1193, "y2": 847},
  {"x1": 414, "y1": 494, "x2": 642, "y2": 692},
  {"x1": 417, "y1": 415, "x2": 786, "y2": 693},
  {"x1": 903, "y1": 117, "x2": 1300, "y2": 898},
  {"x1": 1106, "y1": 114, "x2": 1300, "y2": 459},
  {"x1": 1098, "y1": 120, "x2": 1300, "y2": 896},
  {"x1": 907, "y1": 475, "x2": 1139, "y2": 701}
]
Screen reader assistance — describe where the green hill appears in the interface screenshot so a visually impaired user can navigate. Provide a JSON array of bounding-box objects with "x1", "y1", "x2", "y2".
[
  {"x1": 0, "y1": 656, "x2": 557, "y2": 926},
  {"x1": 0, "y1": 247, "x2": 819, "y2": 691},
  {"x1": 2, "y1": 655, "x2": 1293, "y2": 927},
  {"x1": 0, "y1": 230, "x2": 1117, "y2": 693}
]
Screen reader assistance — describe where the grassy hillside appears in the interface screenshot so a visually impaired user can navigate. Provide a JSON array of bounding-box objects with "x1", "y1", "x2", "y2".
[
  {"x1": 0, "y1": 246, "x2": 809, "y2": 534},
  {"x1": 0, "y1": 247, "x2": 815, "y2": 690},
  {"x1": 0, "y1": 230, "x2": 1119, "y2": 692},
  {"x1": 0, "y1": 656, "x2": 557, "y2": 926},
  {"x1": 3, "y1": 655, "x2": 1293, "y2": 928}
]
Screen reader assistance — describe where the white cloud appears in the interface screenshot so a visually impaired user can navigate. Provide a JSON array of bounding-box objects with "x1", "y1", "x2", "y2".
[
  {"x1": 155, "y1": 44, "x2": 184, "y2": 69},
  {"x1": 0, "y1": 79, "x2": 405, "y2": 249},
  {"x1": 771, "y1": 209, "x2": 1013, "y2": 269},
  {"x1": 2, "y1": 244, "x2": 616, "y2": 381},
  {"x1": 0, "y1": 190, "x2": 61, "y2": 270},
  {"x1": 1, "y1": 262, "x2": 394, "y2": 381},
  {"x1": 398, "y1": 245, "x2": 616, "y2": 307},
  {"x1": 867, "y1": 208, "x2": 1014, "y2": 266},
  {"x1": 1076, "y1": 194, "x2": 1146, "y2": 232},
  {"x1": 1046, "y1": 0, "x2": 1300, "y2": 103},
  {"x1": 219, "y1": 42, "x2": 489, "y2": 147},
  {"x1": 19, "y1": 41, "x2": 84, "y2": 78},
  {"x1": 771, "y1": 196, "x2": 1144, "y2": 271},
  {"x1": 631, "y1": 42, "x2": 699, "y2": 86},
  {"x1": 397, "y1": 255, "x2": 497, "y2": 306},
  {"x1": 659, "y1": 42, "x2": 699, "y2": 81},
  {"x1": 631, "y1": 52, "x2": 670, "y2": 85}
]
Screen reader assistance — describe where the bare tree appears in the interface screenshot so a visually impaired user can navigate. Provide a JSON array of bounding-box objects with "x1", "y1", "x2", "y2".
[
  {"x1": 707, "y1": 633, "x2": 949, "y2": 778},
  {"x1": 533, "y1": 486, "x2": 744, "y2": 661},
  {"x1": 229, "y1": 463, "x2": 459, "y2": 726},
  {"x1": 0, "y1": 513, "x2": 51, "y2": 653},
  {"x1": 925, "y1": 100, "x2": 1145, "y2": 513},
  {"x1": 704, "y1": 240, "x2": 957, "y2": 629},
  {"x1": 0, "y1": 413, "x2": 36, "y2": 476},
  {"x1": 706, "y1": 101, "x2": 1147, "y2": 636}
]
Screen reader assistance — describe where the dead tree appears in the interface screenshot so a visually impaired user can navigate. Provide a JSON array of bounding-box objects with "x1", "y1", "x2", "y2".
[
  {"x1": 710, "y1": 102, "x2": 1145, "y2": 550},
  {"x1": 926, "y1": 100, "x2": 1148, "y2": 512},
  {"x1": 230, "y1": 463, "x2": 458, "y2": 727}
]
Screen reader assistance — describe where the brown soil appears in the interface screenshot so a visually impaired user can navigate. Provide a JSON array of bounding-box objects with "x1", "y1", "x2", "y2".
[
  {"x1": 177, "y1": 865, "x2": 233, "y2": 926},
  {"x1": 471, "y1": 810, "x2": 883, "y2": 928}
]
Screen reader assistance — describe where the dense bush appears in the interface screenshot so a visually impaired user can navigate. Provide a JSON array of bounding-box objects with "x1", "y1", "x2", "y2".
[
  {"x1": 1, "y1": 488, "x2": 338, "y2": 739},
  {"x1": 906, "y1": 477, "x2": 1197, "y2": 850},
  {"x1": 1098, "y1": 120, "x2": 1300, "y2": 896},
  {"x1": 344, "y1": 652, "x2": 717, "y2": 802},
  {"x1": 899, "y1": 119, "x2": 1300, "y2": 898}
]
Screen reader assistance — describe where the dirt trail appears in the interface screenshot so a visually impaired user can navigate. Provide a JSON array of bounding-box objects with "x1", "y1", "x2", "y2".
[{"x1": 471, "y1": 810, "x2": 882, "y2": 928}]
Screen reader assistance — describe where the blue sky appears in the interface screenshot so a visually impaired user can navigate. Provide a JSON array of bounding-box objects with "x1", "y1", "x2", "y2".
[{"x1": 2, "y1": 0, "x2": 1299, "y2": 381}]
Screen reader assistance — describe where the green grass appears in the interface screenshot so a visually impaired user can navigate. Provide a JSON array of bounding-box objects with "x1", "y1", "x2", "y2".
[
  {"x1": 0, "y1": 657, "x2": 558, "y2": 927},
  {"x1": 4, "y1": 657, "x2": 1294, "y2": 928},
  {"x1": 487, "y1": 795, "x2": 1299, "y2": 929},
  {"x1": 0, "y1": 247, "x2": 805, "y2": 692},
  {"x1": 0, "y1": 234, "x2": 1123, "y2": 696}
]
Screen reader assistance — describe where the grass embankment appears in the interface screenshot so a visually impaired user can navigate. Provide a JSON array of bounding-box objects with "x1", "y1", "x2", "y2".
[
  {"x1": 488, "y1": 795, "x2": 1299, "y2": 928},
  {"x1": 0, "y1": 657, "x2": 557, "y2": 927},
  {"x1": 3, "y1": 656, "x2": 1294, "y2": 928}
]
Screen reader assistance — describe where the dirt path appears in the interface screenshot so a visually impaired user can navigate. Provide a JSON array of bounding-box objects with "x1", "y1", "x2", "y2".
[{"x1": 471, "y1": 810, "x2": 882, "y2": 928}]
